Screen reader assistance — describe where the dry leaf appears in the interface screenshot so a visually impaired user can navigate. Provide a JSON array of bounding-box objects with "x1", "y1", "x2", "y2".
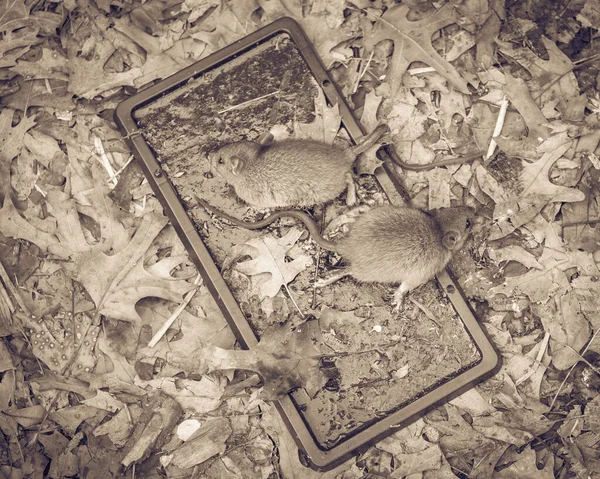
[
  {"x1": 0, "y1": 197, "x2": 58, "y2": 251},
  {"x1": 169, "y1": 417, "x2": 232, "y2": 469},
  {"x1": 504, "y1": 72, "x2": 550, "y2": 141},
  {"x1": 70, "y1": 214, "x2": 195, "y2": 323},
  {"x1": 490, "y1": 140, "x2": 586, "y2": 240},
  {"x1": 494, "y1": 446, "x2": 554, "y2": 479},
  {"x1": 487, "y1": 245, "x2": 543, "y2": 270},
  {"x1": 224, "y1": 227, "x2": 312, "y2": 300},
  {"x1": 360, "y1": 90, "x2": 383, "y2": 132},
  {"x1": 363, "y1": 4, "x2": 470, "y2": 96},
  {"x1": 533, "y1": 292, "x2": 591, "y2": 370},
  {"x1": 498, "y1": 36, "x2": 578, "y2": 104},
  {"x1": 169, "y1": 319, "x2": 329, "y2": 398},
  {"x1": 389, "y1": 445, "x2": 442, "y2": 478},
  {"x1": 257, "y1": 0, "x2": 354, "y2": 67},
  {"x1": 294, "y1": 87, "x2": 342, "y2": 143},
  {"x1": 427, "y1": 168, "x2": 451, "y2": 209}
]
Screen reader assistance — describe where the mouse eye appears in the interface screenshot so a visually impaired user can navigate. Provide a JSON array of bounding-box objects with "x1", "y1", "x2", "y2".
[
  {"x1": 217, "y1": 157, "x2": 224, "y2": 165},
  {"x1": 466, "y1": 219, "x2": 471, "y2": 229}
]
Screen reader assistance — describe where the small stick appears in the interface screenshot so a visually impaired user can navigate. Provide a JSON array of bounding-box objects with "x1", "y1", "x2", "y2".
[
  {"x1": 486, "y1": 95, "x2": 509, "y2": 160},
  {"x1": 94, "y1": 136, "x2": 118, "y2": 187},
  {"x1": 0, "y1": 261, "x2": 30, "y2": 315},
  {"x1": 148, "y1": 274, "x2": 202, "y2": 348},
  {"x1": 218, "y1": 91, "x2": 280, "y2": 114},
  {"x1": 352, "y1": 50, "x2": 374, "y2": 94},
  {"x1": 106, "y1": 155, "x2": 134, "y2": 184}
]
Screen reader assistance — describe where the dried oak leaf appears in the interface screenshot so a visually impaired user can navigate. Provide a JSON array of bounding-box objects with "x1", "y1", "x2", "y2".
[
  {"x1": 169, "y1": 319, "x2": 329, "y2": 399},
  {"x1": 0, "y1": 197, "x2": 57, "y2": 251},
  {"x1": 257, "y1": 0, "x2": 355, "y2": 67},
  {"x1": 10, "y1": 47, "x2": 69, "y2": 81},
  {"x1": 532, "y1": 292, "x2": 591, "y2": 371},
  {"x1": 0, "y1": 0, "x2": 29, "y2": 32},
  {"x1": 169, "y1": 417, "x2": 232, "y2": 469},
  {"x1": 363, "y1": 4, "x2": 470, "y2": 96},
  {"x1": 489, "y1": 140, "x2": 585, "y2": 240},
  {"x1": 497, "y1": 37, "x2": 578, "y2": 103},
  {"x1": 489, "y1": 240, "x2": 599, "y2": 304},
  {"x1": 494, "y1": 445, "x2": 554, "y2": 479},
  {"x1": 294, "y1": 87, "x2": 341, "y2": 143},
  {"x1": 224, "y1": 227, "x2": 312, "y2": 300},
  {"x1": 0, "y1": 108, "x2": 35, "y2": 199},
  {"x1": 0, "y1": 26, "x2": 39, "y2": 68},
  {"x1": 70, "y1": 214, "x2": 195, "y2": 323},
  {"x1": 504, "y1": 72, "x2": 551, "y2": 141}
]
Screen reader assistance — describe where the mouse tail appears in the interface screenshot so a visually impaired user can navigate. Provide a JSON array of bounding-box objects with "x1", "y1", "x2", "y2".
[
  {"x1": 351, "y1": 124, "x2": 389, "y2": 156},
  {"x1": 194, "y1": 196, "x2": 338, "y2": 252}
]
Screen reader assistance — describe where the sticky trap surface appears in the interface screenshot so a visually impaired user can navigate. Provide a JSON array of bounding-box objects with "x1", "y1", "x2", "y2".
[{"x1": 114, "y1": 17, "x2": 500, "y2": 471}]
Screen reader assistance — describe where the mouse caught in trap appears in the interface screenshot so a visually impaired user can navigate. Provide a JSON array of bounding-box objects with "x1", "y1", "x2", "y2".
[{"x1": 114, "y1": 17, "x2": 500, "y2": 471}]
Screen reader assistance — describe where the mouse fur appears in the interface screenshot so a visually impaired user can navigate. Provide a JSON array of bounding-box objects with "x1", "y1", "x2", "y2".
[
  {"x1": 196, "y1": 197, "x2": 473, "y2": 308},
  {"x1": 210, "y1": 124, "x2": 388, "y2": 209},
  {"x1": 334, "y1": 205, "x2": 473, "y2": 306}
]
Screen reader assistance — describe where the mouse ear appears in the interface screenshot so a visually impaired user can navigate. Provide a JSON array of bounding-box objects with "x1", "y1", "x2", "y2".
[
  {"x1": 231, "y1": 156, "x2": 245, "y2": 175},
  {"x1": 442, "y1": 230, "x2": 460, "y2": 250}
]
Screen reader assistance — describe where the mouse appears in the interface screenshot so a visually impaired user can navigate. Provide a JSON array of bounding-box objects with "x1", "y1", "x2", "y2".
[
  {"x1": 208, "y1": 124, "x2": 389, "y2": 209},
  {"x1": 195, "y1": 196, "x2": 474, "y2": 308}
]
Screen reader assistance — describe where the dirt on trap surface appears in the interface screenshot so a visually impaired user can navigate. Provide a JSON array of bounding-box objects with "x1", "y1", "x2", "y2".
[{"x1": 133, "y1": 34, "x2": 481, "y2": 448}]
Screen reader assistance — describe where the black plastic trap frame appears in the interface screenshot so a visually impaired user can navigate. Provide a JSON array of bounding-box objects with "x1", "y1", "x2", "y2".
[{"x1": 114, "y1": 17, "x2": 500, "y2": 471}]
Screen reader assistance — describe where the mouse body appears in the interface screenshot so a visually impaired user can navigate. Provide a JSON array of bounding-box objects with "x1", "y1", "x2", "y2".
[
  {"x1": 335, "y1": 205, "x2": 473, "y2": 306},
  {"x1": 195, "y1": 197, "x2": 473, "y2": 308},
  {"x1": 210, "y1": 124, "x2": 388, "y2": 209}
]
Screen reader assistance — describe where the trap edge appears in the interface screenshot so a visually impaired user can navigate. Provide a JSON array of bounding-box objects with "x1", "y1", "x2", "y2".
[{"x1": 114, "y1": 17, "x2": 501, "y2": 472}]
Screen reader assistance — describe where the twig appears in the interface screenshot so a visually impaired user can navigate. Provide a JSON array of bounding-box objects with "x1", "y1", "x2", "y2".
[
  {"x1": 283, "y1": 284, "x2": 304, "y2": 318},
  {"x1": 149, "y1": 274, "x2": 202, "y2": 348},
  {"x1": 515, "y1": 331, "x2": 550, "y2": 386},
  {"x1": 0, "y1": 261, "x2": 30, "y2": 315},
  {"x1": 352, "y1": 50, "x2": 374, "y2": 94},
  {"x1": 218, "y1": 91, "x2": 280, "y2": 114},
  {"x1": 485, "y1": 95, "x2": 509, "y2": 160},
  {"x1": 408, "y1": 297, "x2": 441, "y2": 328},
  {"x1": 106, "y1": 155, "x2": 134, "y2": 184}
]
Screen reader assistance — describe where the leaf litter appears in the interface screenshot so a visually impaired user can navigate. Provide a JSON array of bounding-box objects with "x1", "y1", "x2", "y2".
[{"x1": 0, "y1": 0, "x2": 599, "y2": 477}]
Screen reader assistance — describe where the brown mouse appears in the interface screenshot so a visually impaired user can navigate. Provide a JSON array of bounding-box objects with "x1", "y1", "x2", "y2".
[
  {"x1": 195, "y1": 197, "x2": 474, "y2": 308},
  {"x1": 209, "y1": 124, "x2": 389, "y2": 209}
]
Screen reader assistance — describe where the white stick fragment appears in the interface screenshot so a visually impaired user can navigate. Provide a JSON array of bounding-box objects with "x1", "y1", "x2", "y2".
[
  {"x1": 93, "y1": 136, "x2": 118, "y2": 187},
  {"x1": 486, "y1": 95, "x2": 509, "y2": 160},
  {"x1": 218, "y1": 91, "x2": 280, "y2": 114},
  {"x1": 515, "y1": 331, "x2": 550, "y2": 386},
  {"x1": 408, "y1": 66, "x2": 437, "y2": 75},
  {"x1": 106, "y1": 155, "x2": 134, "y2": 184},
  {"x1": 34, "y1": 184, "x2": 47, "y2": 197},
  {"x1": 149, "y1": 274, "x2": 202, "y2": 348}
]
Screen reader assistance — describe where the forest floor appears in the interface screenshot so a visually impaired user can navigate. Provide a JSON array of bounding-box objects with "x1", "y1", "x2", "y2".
[{"x1": 1, "y1": 0, "x2": 600, "y2": 478}]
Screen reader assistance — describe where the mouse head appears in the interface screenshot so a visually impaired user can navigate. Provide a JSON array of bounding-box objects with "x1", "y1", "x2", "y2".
[
  {"x1": 432, "y1": 206, "x2": 475, "y2": 251},
  {"x1": 209, "y1": 142, "x2": 261, "y2": 180}
]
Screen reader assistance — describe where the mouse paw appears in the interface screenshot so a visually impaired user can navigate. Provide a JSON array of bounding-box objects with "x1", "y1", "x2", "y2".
[{"x1": 392, "y1": 285, "x2": 408, "y2": 311}]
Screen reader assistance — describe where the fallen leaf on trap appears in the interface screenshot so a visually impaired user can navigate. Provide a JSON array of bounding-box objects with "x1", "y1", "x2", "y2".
[
  {"x1": 224, "y1": 227, "x2": 313, "y2": 300},
  {"x1": 294, "y1": 86, "x2": 342, "y2": 144},
  {"x1": 168, "y1": 319, "x2": 329, "y2": 399}
]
